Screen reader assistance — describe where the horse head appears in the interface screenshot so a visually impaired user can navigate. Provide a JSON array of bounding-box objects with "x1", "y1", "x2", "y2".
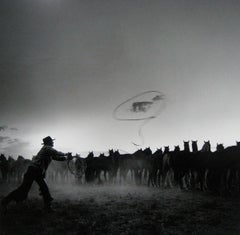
[
  {"x1": 86, "y1": 152, "x2": 94, "y2": 160},
  {"x1": 216, "y1": 143, "x2": 224, "y2": 152},
  {"x1": 143, "y1": 147, "x2": 152, "y2": 155},
  {"x1": 201, "y1": 141, "x2": 211, "y2": 152},
  {"x1": 133, "y1": 148, "x2": 143, "y2": 155},
  {"x1": 163, "y1": 146, "x2": 169, "y2": 154},
  {"x1": 99, "y1": 153, "x2": 105, "y2": 158},
  {"x1": 17, "y1": 155, "x2": 25, "y2": 162},
  {"x1": 0, "y1": 154, "x2": 7, "y2": 161},
  {"x1": 183, "y1": 141, "x2": 190, "y2": 152},
  {"x1": 174, "y1": 145, "x2": 180, "y2": 152},
  {"x1": 155, "y1": 148, "x2": 162, "y2": 155},
  {"x1": 191, "y1": 140, "x2": 198, "y2": 153},
  {"x1": 108, "y1": 149, "x2": 114, "y2": 156}
]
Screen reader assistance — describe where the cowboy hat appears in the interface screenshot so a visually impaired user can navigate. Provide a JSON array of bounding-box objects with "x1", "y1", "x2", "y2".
[{"x1": 42, "y1": 136, "x2": 55, "y2": 145}]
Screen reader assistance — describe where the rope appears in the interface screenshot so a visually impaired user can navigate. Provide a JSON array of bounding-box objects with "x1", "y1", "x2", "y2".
[{"x1": 113, "y1": 90, "x2": 166, "y2": 147}]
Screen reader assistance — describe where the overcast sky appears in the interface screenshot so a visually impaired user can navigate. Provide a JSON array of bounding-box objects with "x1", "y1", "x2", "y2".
[{"x1": 1, "y1": 0, "x2": 240, "y2": 158}]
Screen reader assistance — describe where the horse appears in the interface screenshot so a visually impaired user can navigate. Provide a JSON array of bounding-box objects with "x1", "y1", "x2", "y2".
[
  {"x1": 132, "y1": 147, "x2": 153, "y2": 185},
  {"x1": 7, "y1": 156, "x2": 16, "y2": 182},
  {"x1": 118, "y1": 151, "x2": 135, "y2": 184},
  {"x1": 73, "y1": 154, "x2": 87, "y2": 184},
  {"x1": 218, "y1": 143, "x2": 240, "y2": 193},
  {"x1": 188, "y1": 141, "x2": 212, "y2": 191},
  {"x1": 117, "y1": 148, "x2": 151, "y2": 185},
  {"x1": 191, "y1": 140, "x2": 198, "y2": 153},
  {"x1": 84, "y1": 152, "x2": 96, "y2": 183},
  {"x1": 0, "y1": 154, "x2": 9, "y2": 182},
  {"x1": 108, "y1": 149, "x2": 120, "y2": 183},
  {"x1": 47, "y1": 160, "x2": 70, "y2": 183},
  {"x1": 216, "y1": 143, "x2": 224, "y2": 152},
  {"x1": 192, "y1": 142, "x2": 240, "y2": 194},
  {"x1": 169, "y1": 141, "x2": 193, "y2": 189},
  {"x1": 162, "y1": 146, "x2": 174, "y2": 188},
  {"x1": 85, "y1": 151, "x2": 118, "y2": 184},
  {"x1": 148, "y1": 148, "x2": 163, "y2": 187},
  {"x1": 201, "y1": 141, "x2": 211, "y2": 152},
  {"x1": 7, "y1": 156, "x2": 31, "y2": 183}
]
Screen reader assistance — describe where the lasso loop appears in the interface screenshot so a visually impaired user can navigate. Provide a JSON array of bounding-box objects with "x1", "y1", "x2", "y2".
[
  {"x1": 113, "y1": 90, "x2": 166, "y2": 147},
  {"x1": 67, "y1": 158, "x2": 77, "y2": 176},
  {"x1": 67, "y1": 155, "x2": 87, "y2": 178},
  {"x1": 66, "y1": 156, "x2": 81, "y2": 178}
]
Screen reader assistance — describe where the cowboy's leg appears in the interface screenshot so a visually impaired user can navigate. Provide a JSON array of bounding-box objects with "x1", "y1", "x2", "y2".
[
  {"x1": 2, "y1": 166, "x2": 35, "y2": 204},
  {"x1": 35, "y1": 176, "x2": 53, "y2": 208}
]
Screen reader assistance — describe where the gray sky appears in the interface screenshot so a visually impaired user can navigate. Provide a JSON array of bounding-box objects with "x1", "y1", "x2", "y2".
[{"x1": 1, "y1": 0, "x2": 240, "y2": 158}]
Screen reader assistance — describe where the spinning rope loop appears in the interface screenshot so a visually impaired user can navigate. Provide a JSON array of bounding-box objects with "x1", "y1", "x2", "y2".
[{"x1": 113, "y1": 90, "x2": 166, "y2": 147}]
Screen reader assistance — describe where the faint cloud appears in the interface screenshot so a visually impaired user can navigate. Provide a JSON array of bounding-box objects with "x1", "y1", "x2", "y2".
[
  {"x1": 10, "y1": 127, "x2": 18, "y2": 131},
  {"x1": 2, "y1": 141, "x2": 29, "y2": 151},
  {"x1": 0, "y1": 136, "x2": 10, "y2": 143},
  {"x1": 0, "y1": 126, "x2": 18, "y2": 131},
  {"x1": 7, "y1": 138, "x2": 19, "y2": 145},
  {"x1": 2, "y1": 139, "x2": 30, "y2": 157},
  {"x1": 0, "y1": 136, "x2": 30, "y2": 157},
  {"x1": 0, "y1": 125, "x2": 8, "y2": 131}
]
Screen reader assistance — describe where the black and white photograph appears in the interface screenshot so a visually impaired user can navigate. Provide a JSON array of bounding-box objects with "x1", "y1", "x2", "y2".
[{"x1": 1, "y1": 0, "x2": 240, "y2": 234}]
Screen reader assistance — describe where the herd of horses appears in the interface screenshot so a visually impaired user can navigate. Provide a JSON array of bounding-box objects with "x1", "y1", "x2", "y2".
[{"x1": 1, "y1": 141, "x2": 240, "y2": 195}]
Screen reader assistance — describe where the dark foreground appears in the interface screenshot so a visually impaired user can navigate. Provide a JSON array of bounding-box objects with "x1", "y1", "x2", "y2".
[{"x1": 1, "y1": 183, "x2": 240, "y2": 235}]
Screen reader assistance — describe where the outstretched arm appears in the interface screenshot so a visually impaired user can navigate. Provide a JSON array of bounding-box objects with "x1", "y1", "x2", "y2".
[
  {"x1": 52, "y1": 153, "x2": 67, "y2": 161},
  {"x1": 50, "y1": 148, "x2": 70, "y2": 161}
]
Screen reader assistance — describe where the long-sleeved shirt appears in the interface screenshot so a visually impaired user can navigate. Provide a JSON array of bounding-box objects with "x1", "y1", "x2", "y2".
[{"x1": 32, "y1": 145, "x2": 66, "y2": 171}]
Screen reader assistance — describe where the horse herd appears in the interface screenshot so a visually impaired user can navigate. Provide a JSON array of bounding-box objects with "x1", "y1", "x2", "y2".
[{"x1": 1, "y1": 141, "x2": 240, "y2": 195}]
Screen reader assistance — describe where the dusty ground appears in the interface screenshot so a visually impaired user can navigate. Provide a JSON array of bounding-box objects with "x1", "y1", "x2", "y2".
[{"x1": 1, "y1": 182, "x2": 240, "y2": 235}]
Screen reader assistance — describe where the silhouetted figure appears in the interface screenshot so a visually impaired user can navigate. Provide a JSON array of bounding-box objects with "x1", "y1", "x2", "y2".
[{"x1": 1, "y1": 136, "x2": 72, "y2": 213}]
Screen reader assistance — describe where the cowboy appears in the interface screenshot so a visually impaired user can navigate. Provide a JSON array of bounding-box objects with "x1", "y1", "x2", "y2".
[{"x1": 1, "y1": 136, "x2": 72, "y2": 213}]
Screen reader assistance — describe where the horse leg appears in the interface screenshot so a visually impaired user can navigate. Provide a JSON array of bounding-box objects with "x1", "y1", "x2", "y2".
[
  {"x1": 139, "y1": 170, "x2": 143, "y2": 185},
  {"x1": 97, "y1": 170, "x2": 102, "y2": 184},
  {"x1": 152, "y1": 169, "x2": 157, "y2": 187},
  {"x1": 162, "y1": 171, "x2": 168, "y2": 188},
  {"x1": 227, "y1": 168, "x2": 235, "y2": 192},
  {"x1": 103, "y1": 170, "x2": 107, "y2": 182},
  {"x1": 157, "y1": 169, "x2": 161, "y2": 187},
  {"x1": 134, "y1": 170, "x2": 138, "y2": 185},
  {"x1": 179, "y1": 171, "x2": 185, "y2": 189},
  {"x1": 147, "y1": 172, "x2": 152, "y2": 187}
]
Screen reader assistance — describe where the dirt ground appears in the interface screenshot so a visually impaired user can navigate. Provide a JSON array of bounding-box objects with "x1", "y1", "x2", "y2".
[{"x1": 1, "y1": 182, "x2": 240, "y2": 235}]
